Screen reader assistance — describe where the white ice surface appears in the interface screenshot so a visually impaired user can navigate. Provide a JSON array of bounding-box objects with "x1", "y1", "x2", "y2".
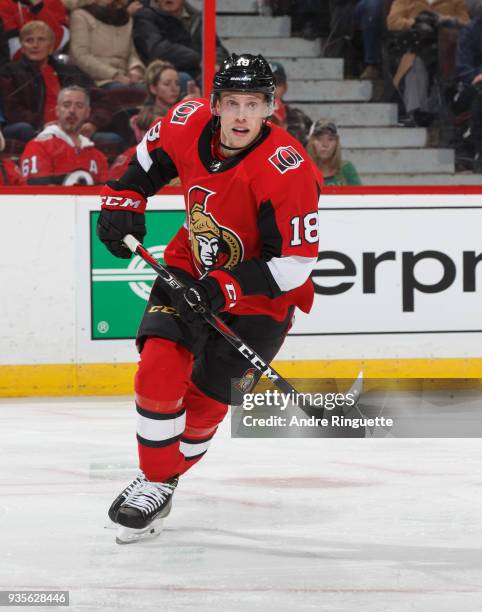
[{"x1": 0, "y1": 397, "x2": 481, "y2": 612}]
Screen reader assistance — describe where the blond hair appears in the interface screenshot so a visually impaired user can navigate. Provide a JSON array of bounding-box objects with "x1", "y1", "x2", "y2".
[
  {"x1": 20, "y1": 21, "x2": 54, "y2": 45},
  {"x1": 306, "y1": 118, "x2": 343, "y2": 181},
  {"x1": 144, "y1": 60, "x2": 178, "y2": 105}
]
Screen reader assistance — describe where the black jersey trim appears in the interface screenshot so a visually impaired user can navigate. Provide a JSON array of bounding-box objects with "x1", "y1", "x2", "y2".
[
  {"x1": 230, "y1": 257, "x2": 282, "y2": 298},
  {"x1": 109, "y1": 148, "x2": 178, "y2": 198},
  {"x1": 258, "y1": 199, "x2": 283, "y2": 260},
  {"x1": 198, "y1": 118, "x2": 271, "y2": 174}
]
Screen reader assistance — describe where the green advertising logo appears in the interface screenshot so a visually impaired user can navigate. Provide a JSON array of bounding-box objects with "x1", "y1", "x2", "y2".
[{"x1": 90, "y1": 210, "x2": 185, "y2": 339}]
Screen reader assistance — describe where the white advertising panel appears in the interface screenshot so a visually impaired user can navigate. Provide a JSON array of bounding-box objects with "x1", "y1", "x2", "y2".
[{"x1": 291, "y1": 195, "x2": 482, "y2": 336}]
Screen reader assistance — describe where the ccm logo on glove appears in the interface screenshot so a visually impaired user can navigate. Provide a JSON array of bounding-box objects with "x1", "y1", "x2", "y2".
[{"x1": 101, "y1": 195, "x2": 144, "y2": 210}]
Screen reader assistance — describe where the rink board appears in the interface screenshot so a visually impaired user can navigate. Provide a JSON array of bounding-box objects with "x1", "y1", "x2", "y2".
[{"x1": 1, "y1": 186, "x2": 482, "y2": 395}]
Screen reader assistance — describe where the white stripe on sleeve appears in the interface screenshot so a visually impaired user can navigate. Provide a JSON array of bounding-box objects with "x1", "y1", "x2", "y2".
[
  {"x1": 266, "y1": 255, "x2": 318, "y2": 292},
  {"x1": 136, "y1": 136, "x2": 153, "y2": 173}
]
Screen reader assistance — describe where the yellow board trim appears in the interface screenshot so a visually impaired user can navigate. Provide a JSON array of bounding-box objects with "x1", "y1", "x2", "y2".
[{"x1": 1, "y1": 359, "x2": 482, "y2": 397}]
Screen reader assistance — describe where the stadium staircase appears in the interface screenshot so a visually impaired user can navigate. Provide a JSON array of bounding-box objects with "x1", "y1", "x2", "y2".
[{"x1": 195, "y1": 0, "x2": 481, "y2": 185}]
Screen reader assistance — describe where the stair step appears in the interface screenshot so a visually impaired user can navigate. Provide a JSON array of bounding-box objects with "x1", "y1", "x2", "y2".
[
  {"x1": 343, "y1": 148, "x2": 454, "y2": 174},
  {"x1": 285, "y1": 79, "x2": 372, "y2": 102},
  {"x1": 296, "y1": 103, "x2": 398, "y2": 126},
  {"x1": 217, "y1": 0, "x2": 258, "y2": 13},
  {"x1": 361, "y1": 173, "x2": 482, "y2": 185},
  {"x1": 337, "y1": 127, "x2": 427, "y2": 148},
  {"x1": 217, "y1": 16, "x2": 290, "y2": 37},
  {"x1": 275, "y1": 57, "x2": 344, "y2": 80},
  {"x1": 223, "y1": 37, "x2": 321, "y2": 58}
]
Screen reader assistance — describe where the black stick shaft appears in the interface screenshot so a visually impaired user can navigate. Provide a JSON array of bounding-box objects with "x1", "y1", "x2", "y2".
[{"x1": 123, "y1": 235, "x2": 363, "y2": 417}]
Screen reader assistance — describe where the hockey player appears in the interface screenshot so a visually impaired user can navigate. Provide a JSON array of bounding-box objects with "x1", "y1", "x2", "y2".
[
  {"x1": 20, "y1": 86, "x2": 108, "y2": 185},
  {"x1": 97, "y1": 53, "x2": 321, "y2": 544}
]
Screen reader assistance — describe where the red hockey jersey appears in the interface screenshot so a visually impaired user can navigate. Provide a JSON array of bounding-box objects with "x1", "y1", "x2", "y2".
[
  {"x1": 101, "y1": 98, "x2": 321, "y2": 320},
  {"x1": 21, "y1": 125, "x2": 108, "y2": 185},
  {"x1": 0, "y1": 158, "x2": 25, "y2": 185}
]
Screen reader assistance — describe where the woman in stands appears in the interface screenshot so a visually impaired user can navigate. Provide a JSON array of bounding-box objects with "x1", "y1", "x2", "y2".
[
  {"x1": 130, "y1": 60, "x2": 200, "y2": 141},
  {"x1": 306, "y1": 119, "x2": 362, "y2": 186},
  {"x1": 70, "y1": 0, "x2": 144, "y2": 89}
]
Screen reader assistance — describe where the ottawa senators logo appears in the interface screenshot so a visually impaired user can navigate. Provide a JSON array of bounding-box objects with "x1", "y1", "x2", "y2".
[
  {"x1": 234, "y1": 368, "x2": 257, "y2": 393},
  {"x1": 170, "y1": 100, "x2": 204, "y2": 125},
  {"x1": 188, "y1": 186, "x2": 243, "y2": 273},
  {"x1": 269, "y1": 145, "x2": 304, "y2": 174}
]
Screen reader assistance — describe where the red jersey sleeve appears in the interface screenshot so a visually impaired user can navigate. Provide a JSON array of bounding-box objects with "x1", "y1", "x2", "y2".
[{"x1": 0, "y1": 159, "x2": 25, "y2": 185}]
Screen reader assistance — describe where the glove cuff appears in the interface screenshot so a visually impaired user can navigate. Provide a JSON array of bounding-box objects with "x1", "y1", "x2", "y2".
[
  {"x1": 100, "y1": 185, "x2": 147, "y2": 214},
  {"x1": 206, "y1": 270, "x2": 242, "y2": 312}
]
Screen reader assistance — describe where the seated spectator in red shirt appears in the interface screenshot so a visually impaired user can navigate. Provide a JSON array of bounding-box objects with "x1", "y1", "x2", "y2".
[
  {"x1": 0, "y1": 127, "x2": 25, "y2": 184},
  {"x1": 0, "y1": 21, "x2": 92, "y2": 143},
  {"x1": 21, "y1": 86, "x2": 108, "y2": 184},
  {"x1": 0, "y1": 0, "x2": 69, "y2": 59}
]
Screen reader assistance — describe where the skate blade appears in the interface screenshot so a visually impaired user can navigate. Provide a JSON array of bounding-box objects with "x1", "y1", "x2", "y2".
[{"x1": 116, "y1": 518, "x2": 165, "y2": 545}]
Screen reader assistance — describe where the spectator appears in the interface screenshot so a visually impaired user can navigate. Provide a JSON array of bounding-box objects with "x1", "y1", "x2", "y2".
[
  {"x1": 387, "y1": 0, "x2": 469, "y2": 126},
  {"x1": 69, "y1": 0, "x2": 145, "y2": 89},
  {"x1": 454, "y1": 13, "x2": 482, "y2": 171},
  {"x1": 306, "y1": 119, "x2": 362, "y2": 185},
  {"x1": 0, "y1": 21, "x2": 92, "y2": 142},
  {"x1": 289, "y1": 1, "x2": 330, "y2": 40},
  {"x1": 20, "y1": 86, "x2": 108, "y2": 184},
  {"x1": 132, "y1": 0, "x2": 228, "y2": 84},
  {"x1": 0, "y1": 127, "x2": 25, "y2": 184},
  {"x1": 143, "y1": 59, "x2": 181, "y2": 113},
  {"x1": 464, "y1": 0, "x2": 482, "y2": 17},
  {"x1": 0, "y1": 0, "x2": 69, "y2": 59},
  {"x1": 269, "y1": 60, "x2": 312, "y2": 145},
  {"x1": 324, "y1": 0, "x2": 358, "y2": 59},
  {"x1": 129, "y1": 59, "x2": 200, "y2": 141},
  {"x1": 354, "y1": 0, "x2": 384, "y2": 80},
  {"x1": 108, "y1": 104, "x2": 164, "y2": 179},
  {"x1": 0, "y1": 17, "x2": 9, "y2": 66}
]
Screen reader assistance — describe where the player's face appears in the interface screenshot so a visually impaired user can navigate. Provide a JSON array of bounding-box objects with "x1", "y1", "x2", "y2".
[
  {"x1": 56, "y1": 91, "x2": 91, "y2": 135},
  {"x1": 150, "y1": 69, "x2": 181, "y2": 107},
  {"x1": 311, "y1": 133, "x2": 338, "y2": 162},
  {"x1": 217, "y1": 92, "x2": 267, "y2": 151},
  {"x1": 21, "y1": 30, "x2": 53, "y2": 63}
]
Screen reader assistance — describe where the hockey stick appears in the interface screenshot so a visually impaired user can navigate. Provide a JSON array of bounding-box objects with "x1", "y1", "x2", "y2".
[{"x1": 123, "y1": 234, "x2": 363, "y2": 416}]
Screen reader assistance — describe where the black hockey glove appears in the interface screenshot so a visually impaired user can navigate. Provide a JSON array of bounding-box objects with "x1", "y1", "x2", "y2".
[
  {"x1": 97, "y1": 209, "x2": 146, "y2": 259},
  {"x1": 173, "y1": 277, "x2": 226, "y2": 326}
]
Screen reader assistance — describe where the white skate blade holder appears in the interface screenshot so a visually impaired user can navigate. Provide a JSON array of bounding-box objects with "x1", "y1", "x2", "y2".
[{"x1": 116, "y1": 517, "x2": 165, "y2": 545}]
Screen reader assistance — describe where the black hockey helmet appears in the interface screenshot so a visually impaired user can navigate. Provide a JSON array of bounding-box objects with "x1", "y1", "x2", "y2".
[{"x1": 211, "y1": 53, "x2": 275, "y2": 115}]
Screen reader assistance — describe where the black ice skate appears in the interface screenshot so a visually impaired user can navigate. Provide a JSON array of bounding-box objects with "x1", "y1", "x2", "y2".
[
  {"x1": 107, "y1": 473, "x2": 147, "y2": 524},
  {"x1": 115, "y1": 476, "x2": 179, "y2": 544}
]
